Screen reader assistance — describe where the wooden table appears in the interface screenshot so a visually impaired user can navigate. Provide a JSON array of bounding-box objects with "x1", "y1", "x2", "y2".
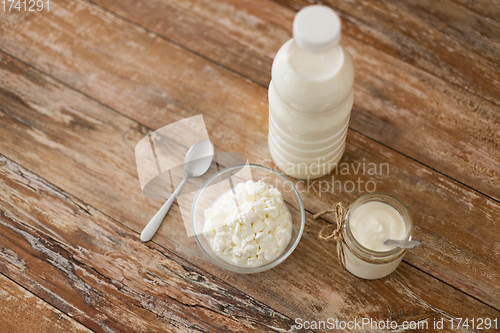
[{"x1": 1, "y1": 0, "x2": 499, "y2": 332}]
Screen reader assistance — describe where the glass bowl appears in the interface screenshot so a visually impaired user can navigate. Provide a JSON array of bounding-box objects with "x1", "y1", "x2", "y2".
[{"x1": 191, "y1": 164, "x2": 305, "y2": 273}]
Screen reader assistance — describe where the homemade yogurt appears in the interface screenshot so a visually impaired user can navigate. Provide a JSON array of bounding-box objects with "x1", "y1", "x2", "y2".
[
  {"x1": 203, "y1": 180, "x2": 292, "y2": 267},
  {"x1": 349, "y1": 202, "x2": 406, "y2": 251},
  {"x1": 343, "y1": 194, "x2": 412, "y2": 280}
]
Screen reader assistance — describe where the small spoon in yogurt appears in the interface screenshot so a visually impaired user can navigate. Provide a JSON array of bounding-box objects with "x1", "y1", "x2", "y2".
[
  {"x1": 141, "y1": 139, "x2": 214, "y2": 242},
  {"x1": 383, "y1": 239, "x2": 421, "y2": 249}
]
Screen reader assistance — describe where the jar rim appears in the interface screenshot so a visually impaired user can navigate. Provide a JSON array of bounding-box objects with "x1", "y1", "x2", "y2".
[{"x1": 343, "y1": 192, "x2": 413, "y2": 262}]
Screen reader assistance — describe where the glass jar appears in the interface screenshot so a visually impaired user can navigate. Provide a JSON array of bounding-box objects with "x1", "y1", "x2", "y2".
[{"x1": 342, "y1": 193, "x2": 413, "y2": 279}]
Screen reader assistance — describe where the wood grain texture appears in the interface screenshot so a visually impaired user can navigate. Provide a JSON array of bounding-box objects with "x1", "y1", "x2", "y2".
[
  {"x1": 4, "y1": 0, "x2": 499, "y2": 204},
  {"x1": 0, "y1": 0, "x2": 499, "y2": 328},
  {"x1": 451, "y1": 0, "x2": 500, "y2": 22},
  {"x1": 1, "y1": 153, "x2": 499, "y2": 333},
  {"x1": 273, "y1": 0, "x2": 500, "y2": 105},
  {"x1": 0, "y1": 156, "x2": 294, "y2": 333},
  {"x1": 0, "y1": 274, "x2": 92, "y2": 333},
  {"x1": 0, "y1": 33, "x2": 499, "y2": 323},
  {"x1": 0, "y1": 0, "x2": 495, "y2": 308}
]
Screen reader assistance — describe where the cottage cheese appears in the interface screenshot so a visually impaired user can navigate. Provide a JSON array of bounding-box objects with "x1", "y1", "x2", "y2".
[{"x1": 203, "y1": 180, "x2": 292, "y2": 267}]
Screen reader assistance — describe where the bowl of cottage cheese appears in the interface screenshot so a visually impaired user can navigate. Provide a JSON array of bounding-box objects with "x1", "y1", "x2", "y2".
[{"x1": 191, "y1": 164, "x2": 305, "y2": 273}]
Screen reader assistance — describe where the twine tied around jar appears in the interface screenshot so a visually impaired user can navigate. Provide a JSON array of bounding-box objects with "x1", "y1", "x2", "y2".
[
  {"x1": 315, "y1": 201, "x2": 408, "y2": 266},
  {"x1": 314, "y1": 202, "x2": 348, "y2": 267}
]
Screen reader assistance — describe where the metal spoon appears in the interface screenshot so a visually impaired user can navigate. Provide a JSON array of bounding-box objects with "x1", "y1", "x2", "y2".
[
  {"x1": 141, "y1": 139, "x2": 214, "y2": 242},
  {"x1": 384, "y1": 239, "x2": 421, "y2": 249}
]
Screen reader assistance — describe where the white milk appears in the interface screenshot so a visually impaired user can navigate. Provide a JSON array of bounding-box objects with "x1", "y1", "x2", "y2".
[
  {"x1": 343, "y1": 198, "x2": 411, "y2": 280},
  {"x1": 268, "y1": 5, "x2": 354, "y2": 179}
]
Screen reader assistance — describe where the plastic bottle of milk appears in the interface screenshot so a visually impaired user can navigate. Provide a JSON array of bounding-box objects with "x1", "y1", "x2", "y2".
[{"x1": 268, "y1": 5, "x2": 354, "y2": 179}]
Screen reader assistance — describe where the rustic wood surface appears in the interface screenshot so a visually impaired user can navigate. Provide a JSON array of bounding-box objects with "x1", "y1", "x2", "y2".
[
  {"x1": 0, "y1": 0, "x2": 499, "y2": 332},
  {"x1": 0, "y1": 274, "x2": 92, "y2": 333}
]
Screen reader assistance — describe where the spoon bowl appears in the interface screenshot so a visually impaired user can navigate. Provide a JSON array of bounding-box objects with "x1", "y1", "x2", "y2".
[{"x1": 184, "y1": 139, "x2": 214, "y2": 177}]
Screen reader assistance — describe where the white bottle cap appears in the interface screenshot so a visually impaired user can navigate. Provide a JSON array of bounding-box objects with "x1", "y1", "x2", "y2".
[{"x1": 293, "y1": 5, "x2": 341, "y2": 53}]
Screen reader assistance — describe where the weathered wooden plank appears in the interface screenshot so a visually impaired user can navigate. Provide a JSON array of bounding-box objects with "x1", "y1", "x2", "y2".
[
  {"x1": 0, "y1": 156, "x2": 294, "y2": 332},
  {"x1": 95, "y1": 0, "x2": 285, "y2": 87},
  {"x1": 262, "y1": 132, "x2": 500, "y2": 310},
  {"x1": 0, "y1": 274, "x2": 93, "y2": 333},
  {"x1": 451, "y1": 0, "x2": 500, "y2": 22},
  {"x1": 1, "y1": 154, "x2": 499, "y2": 333},
  {"x1": 3, "y1": 0, "x2": 499, "y2": 205},
  {"x1": 272, "y1": 0, "x2": 500, "y2": 105},
  {"x1": 0, "y1": 34, "x2": 499, "y2": 322},
  {"x1": 279, "y1": 0, "x2": 500, "y2": 23}
]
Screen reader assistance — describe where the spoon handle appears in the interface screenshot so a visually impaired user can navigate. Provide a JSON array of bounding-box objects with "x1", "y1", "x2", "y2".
[
  {"x1": 384, "y1": 239, "x2": 421, "y2": 249},
  {"x1": 141, "y1": 177, "x2": 188, "y2": 242}
]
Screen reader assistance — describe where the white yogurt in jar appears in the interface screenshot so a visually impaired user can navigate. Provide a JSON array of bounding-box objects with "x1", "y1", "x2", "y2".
[
  {"x1": 343, "y1": 197, "x2": 411, "y2": 280},
  {"x1": 349, "y1": 202, "x2": 406, "y2": 251},
  {"x1": 203, "y1": 180, "x2": 292, "y2": 268}
]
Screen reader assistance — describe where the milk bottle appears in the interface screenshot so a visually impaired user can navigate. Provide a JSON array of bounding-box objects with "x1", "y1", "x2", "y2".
[{"x1": 268, "y1": 5, "x2": 354, "y2": 179}]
